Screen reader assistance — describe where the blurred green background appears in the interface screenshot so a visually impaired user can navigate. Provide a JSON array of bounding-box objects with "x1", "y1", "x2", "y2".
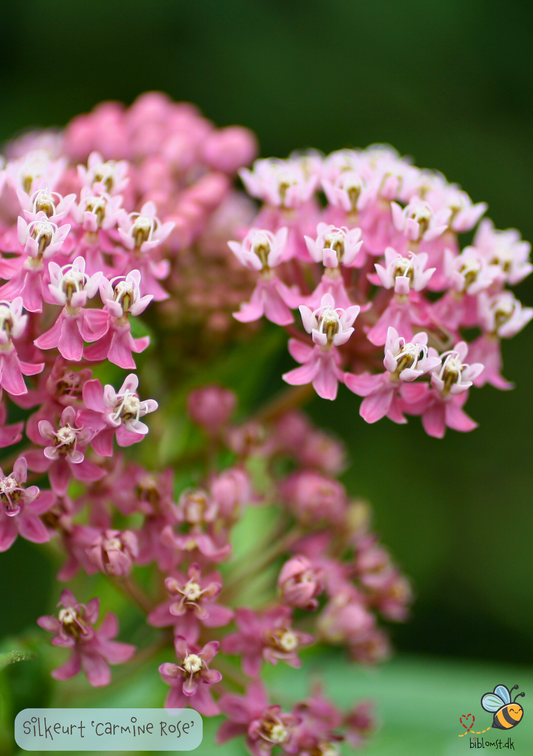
[{"x1": 0, "y1": 0, "x2": 533, "y2": 753}]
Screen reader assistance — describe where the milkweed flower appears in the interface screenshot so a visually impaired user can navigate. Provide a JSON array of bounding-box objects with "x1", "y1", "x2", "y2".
[
  {"x1": 25, "y1": 405, "x2": 104, "y2": 495},
  {"x1": 222, "y1": 606, "x2": 314, "y2": 677},
  {"x1": 218, "y1": 682, "x2": 301, "y2": 756},
  {"x1": 0, "y1": 297, "x2": 43, "y2": 396},
  {"x1": 400, "y1": 341, "x2": 484, "y2": 437},
  {"x1": 148, "y1": 563, "x2": 233, "y2": 642},
  {"x1": 37, "y1": 589, "x2": 135, "y2": 686},
  {"x1": 229, "y1": 228, "x2": 300, "y2": 325},
  {"x1": 283, "y1": 293, "x2": 360, "y2": 400},
  {"x1": 85, "y1": 528, "x2": 139, "y2": 577},
  {"x1": 278, "y1": 555, "x2": 324, "y2": 610},
  {"x1": 34, "y1": 257, "x2": 103, "y2": 361},
  {"x1": 4, "y1": 95, "x2": 528, "y2": 755},
  {"x1": 304, "y1": 223, "x2": 364, "y2": 268},
  {"x1": 83, "y1": 270, "x2": 152, "y2": 368},
  {"x1": 159, "y1": 637, "x2": 222, "y2": 715},
  {"x1": 345, "y1": 327, "x2": 441, "y2": 424},
  {"x1": 0, "y1": 456, "x2": 55, "y2": 551},
  {"x1": 78, "y1": 373, "x2": 158, "y2": 456},
  {"x1": 78, "y1": 151, "x2": 130, "y2": 196}
]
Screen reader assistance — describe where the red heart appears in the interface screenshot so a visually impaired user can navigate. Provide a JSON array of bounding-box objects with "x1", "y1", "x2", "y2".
[{"x1": 460, "y1": 713, "x2": 475, "y2": 730}]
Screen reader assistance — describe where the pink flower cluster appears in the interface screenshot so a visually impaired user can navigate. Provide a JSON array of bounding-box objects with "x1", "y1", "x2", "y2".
[
  {"x1": 0, "y1": 95, "x2": 526, "y2": 756},
  {"x1": 33, "y1": 381, "x2": 387, "y2": 751},
  {"x1": 230, "y1": 148, "x2": 532, "y2": 436}
]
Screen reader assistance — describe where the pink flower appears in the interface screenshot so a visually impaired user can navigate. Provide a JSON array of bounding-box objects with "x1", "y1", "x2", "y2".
[
  {"x1": 161, "y1": 489, "x2": 231, "y2": 564},
  {"x1": 280, "y1": 470, "x2": 346, "y2": 526},
  {"x1": 240, "y1": 158, "x2": 318, "y2": 208},
  {"x1": 78, "y1": 373, "x2": 158, "y2": 456},
  {"x1": 474, "y1": 218, "x2": 532, "y2": 285},
  {"x1": 372, "y1": 247, "x2": 435, "y2": 294},
  {"x1": 430, "y1": 342, "x2": 484, "y2": 396},
  {"x1": 159, "y1": 637, "x2": 222, "y2": 715},
  {"x1": 278, "y1": 555, "x2": 323, "y2": 610},
  {"x1": 83, "y1": 270, "x2": 152, "y2": 368},
  {"x1": 117, "y1": 201, "x2": 174, "y2": 253},
  {"x1": 187, "y1": 385, "x2": 236, "y2": 434},
  {"x1": 17, "y1": 215, "x2": 71, "y2": 259},
  {"x1": 317, "y1": 590, "x2": 375, "y2": 646},
  {"x1": 300, "y1": 293, "x2": 360, "y2": 349},
  {"x1": 229, "y1": 228, "x2": 299, "y2": 326},
  {"x1": 229, "y1": 227, "x2": 288, "y2": 270},
  {"x1": 477, "y1": 291, "x2": 533, "y2": 339},
  {"x1": 0, "y1": 456, "x2": 55, "y2": 551},
  {"x1": 18, "y1": 187, "x2": 76, "y2": 224},
  {"x1": 0, "y1": 298, "x2": 44, "y2": 396},
  {"x1": 5, "y1": 149, "x2": 66, "y2": 195},
  {"x1": 0, "y1": 216, "x2": 72, "y2": 313},
  {"x1": 34, "y1": 257, "x2": 104, "y2": 361},
  {"x1": 148, "y1": 563, "x2": 233, "y2": 642},
  {"x1": 304, "y1": 223, "x2": 363, "y2": 268},
  {"x1": 74, "y1": 188, "x2": 124, "y2": 233},
  {"x1": 283, "y1": 294, "x2": 360, "y2": 401},
  {"x1": 37, "y1": 589, "x2": 135, "y2": 686},
  {"x1": 422, "y1": 178, "x2": 487, "y2": 233},
  {"x1": 25, "y1": 405, "x2": 104, "y2": 495},
  {"x1": 322, "y1": 169, "x2": 369, "y2": 214},
  {"x1": 218, "y1": 682, "x2": 301, "y2": 756},
  {"x1": 444, "y1": 246, "x2": 500, "y2": 295},
  {"x1": 78, "y1": 151, "x2": 130, "y2": 195},
  {"x1": 222, "y1": 606, "x2": 314, "y2": 677},
  {"x1": 85, "y1": 528, "x2": 138, "y2": 577},
  {"x1": 210, "y1": 468, "x2": 250, "y2": 524},
  {"x1": 401, "y1": 341, "x2": 484, "y2": 437},
  {"x1": 391, "y1": 196, "x2": 450, "y2": 243},
  {"x1": 345, "y1": 328, "x2": 440, "y2": 424}
]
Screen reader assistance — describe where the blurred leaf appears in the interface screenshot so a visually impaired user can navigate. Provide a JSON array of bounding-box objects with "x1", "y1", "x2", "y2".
[
  {"x1": 0, "y1": 649, "x2": 35, "y2": 671},
  {"x1": 130, "y1": 315, "x2": 156, "y2": 343},
  {"x1": 157, "y1": 324, "x2": 285, "y2": 466}
]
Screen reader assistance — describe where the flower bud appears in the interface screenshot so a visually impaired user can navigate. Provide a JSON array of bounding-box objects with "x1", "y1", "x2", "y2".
[
  {"x1": 187, "y1": 385, "x2": 236, "y2": 434},
  {"x1": 278, "y1": 555, "x2": 323, "y2": 610}
]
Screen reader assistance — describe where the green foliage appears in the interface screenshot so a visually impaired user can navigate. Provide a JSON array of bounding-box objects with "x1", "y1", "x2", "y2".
[{"x1": 2, "y1": 651, "x2": 532, "y2": 755}]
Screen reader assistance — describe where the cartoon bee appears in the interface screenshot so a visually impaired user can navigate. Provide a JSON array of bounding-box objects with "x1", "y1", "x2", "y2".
[{"x1": 481, "y1": 684, "x2": 525, "y2": 730}]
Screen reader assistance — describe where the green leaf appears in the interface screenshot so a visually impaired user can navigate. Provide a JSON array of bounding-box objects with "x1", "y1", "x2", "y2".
[{"x1": 130, "y1": 316, "x2": 155, "y2": 343}]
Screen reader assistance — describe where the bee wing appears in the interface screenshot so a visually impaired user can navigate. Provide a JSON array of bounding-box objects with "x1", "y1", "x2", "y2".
[
  {"x1": 494, "y1": 685, "x2": 511, "y2": 704},
  {"x1": 482, "y1": 693, "x2": 505, "y2": 712}
]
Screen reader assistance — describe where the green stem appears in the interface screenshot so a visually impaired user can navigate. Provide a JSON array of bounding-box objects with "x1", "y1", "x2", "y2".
[
  {"x1": 252, "y1": 383, "x2": 314, "y2": 424},
  {"x1": 110, "y1": 575, "x2": 155, "y2": 615},
  {"x1": 223, "y1": 527, "x2": 302, "y2": 598}
]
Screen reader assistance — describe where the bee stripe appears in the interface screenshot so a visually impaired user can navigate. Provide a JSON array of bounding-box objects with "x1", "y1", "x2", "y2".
[{"x1": 499, "y1": 708, "x2": 516, "y2": 728}]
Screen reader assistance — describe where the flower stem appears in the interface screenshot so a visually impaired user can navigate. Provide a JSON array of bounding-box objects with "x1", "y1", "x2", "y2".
[
  {"x1": 253, "y1": 383, "x2": 314, "y2": 424},
  {"x1": 223, "y1": 527, "x2": 302, "y2": 598},
  {"x1": 110, "y1": 575, "x2": 154, "y2": 615}
]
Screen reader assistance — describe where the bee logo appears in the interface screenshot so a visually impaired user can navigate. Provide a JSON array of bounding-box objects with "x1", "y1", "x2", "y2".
[{"x1": 481, "y1": 684, "x2": 525, "y2": 730}]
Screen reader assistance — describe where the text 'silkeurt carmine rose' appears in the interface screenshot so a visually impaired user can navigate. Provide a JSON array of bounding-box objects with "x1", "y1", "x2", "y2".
[{"x1": 0, "y1": 93, "x2": 526, "y2": 756}]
